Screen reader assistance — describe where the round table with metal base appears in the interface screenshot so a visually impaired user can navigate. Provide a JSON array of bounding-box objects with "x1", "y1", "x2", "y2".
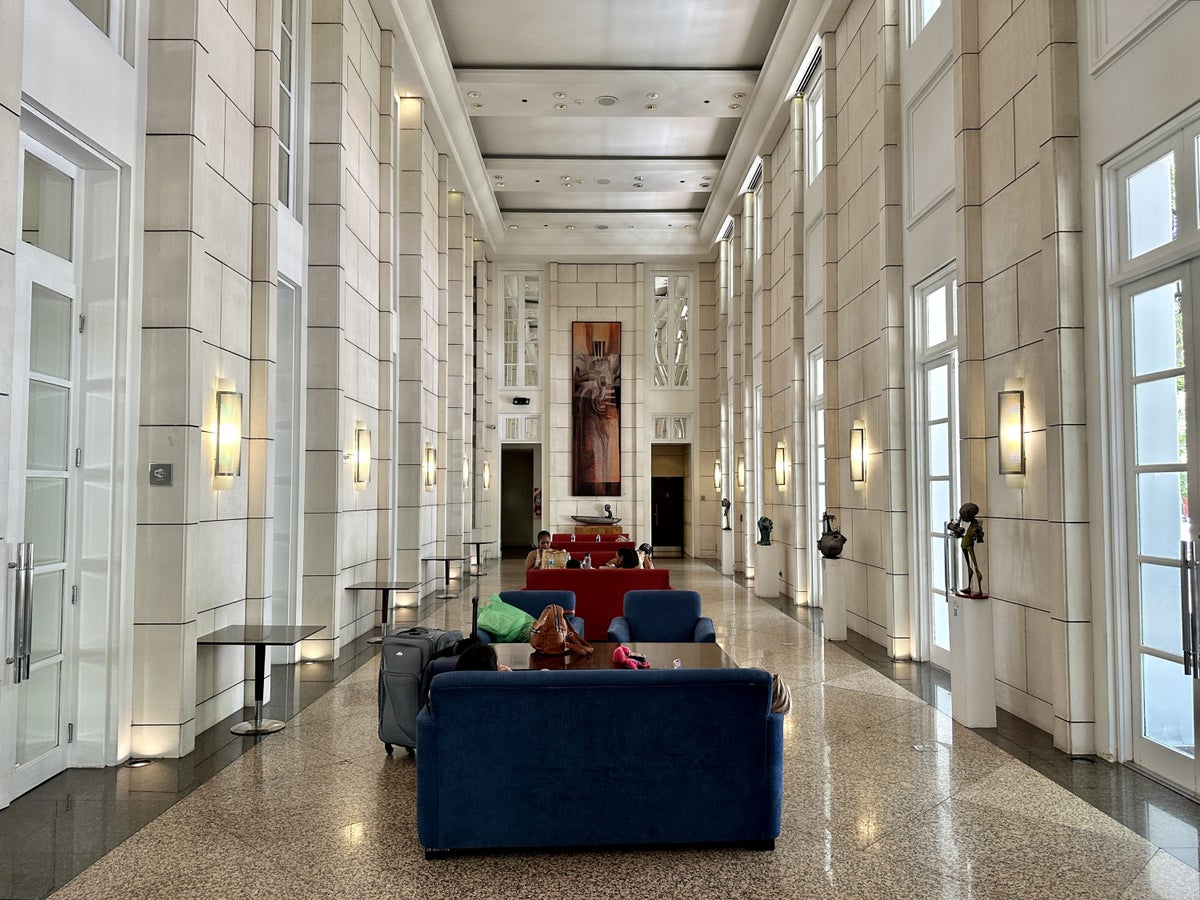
[{"x1": 423, "y1": 556, "x2": 464, "y2": 601}]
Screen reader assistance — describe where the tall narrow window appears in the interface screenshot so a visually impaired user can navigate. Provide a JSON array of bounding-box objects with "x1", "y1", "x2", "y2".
[
  {"x1": 910, "y1": 0, "x2": 942, "y2": 41},
  {"x1": 651, "y1": 273, "x2": 691, "y2": 387},
  {"x1": 502, "y1": 272, "x2": 540, "y2": 388},
  {"x1": 915, "y1": 268, "x2": 958, "y2": 669},
  {"x1": 805, "y1": 76, "x2": 824, "y2": 184},
  {"x1": 69, "y1": 0, "x2": 111, "y2": 35},
  {"x1": 278, "y1": 0, "x2": 297, "y2": 209},
  {"x1": 809, "y1": 351, "x2": 827, "y2": 600}
]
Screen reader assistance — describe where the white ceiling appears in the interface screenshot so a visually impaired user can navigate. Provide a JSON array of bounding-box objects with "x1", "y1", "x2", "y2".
[{"x1": 387, "y1": 0, "x2": 824, "y2": 259}]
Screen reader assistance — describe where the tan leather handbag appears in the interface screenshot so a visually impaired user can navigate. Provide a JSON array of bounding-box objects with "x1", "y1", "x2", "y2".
[{"x1": 530, "y1": 604, "x2": 594, "y2": 656}]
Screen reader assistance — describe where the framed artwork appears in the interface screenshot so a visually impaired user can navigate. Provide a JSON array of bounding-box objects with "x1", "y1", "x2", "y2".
[{"x1": 572, "y1": 321, "x2": 621, "y2": 496}]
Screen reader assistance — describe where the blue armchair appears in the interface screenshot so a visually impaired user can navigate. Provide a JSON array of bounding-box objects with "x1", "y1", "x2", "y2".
[
  {"x1": 477, "y1": 590, "x2": 583, "y2": 643},
  {"x1": 607, "y1": 590, "x2": 715, "y2": 643}
]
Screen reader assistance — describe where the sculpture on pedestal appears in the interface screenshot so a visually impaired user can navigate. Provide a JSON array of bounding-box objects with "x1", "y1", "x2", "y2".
[
  {"x1": 757, "y1": 516, "x2": 773, "y2": 546},
  {"x1": 817, "y1": 511, "x2": 847, "y2": 559},
  {"x1": 947, "y1": 501, "x2": 985, "y2": 597},
  {"x1": 721, "y1": 498, "x2": 732, "y2": 531}
]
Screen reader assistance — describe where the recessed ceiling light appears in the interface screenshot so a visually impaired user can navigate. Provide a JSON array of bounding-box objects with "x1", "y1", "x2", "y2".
[
  {"x1": 566, "y1": 225, "x2": 576, "y2": 230},
  {"x1": 554, "y1": 103, "x2": 566, "y2": 110},
  {"x1": 685, "y1": 225, "x2": 695, "y2": 230},
  {"x1": 633, "y1": 183, "x2": 643, "y2": 188},
  {"x1": 496, "y1": 182, "x2": 506, "y2": 187},
  {"x1": 563, "y1": 182, "x2": 573, "y2": 188},
  {"x1": 467, "y1": 91, "x2": 480, "y2": 99},
  {"x1": 594, "y1": 225, "x2": 609, "y2": 230},
  {"x1": 471, "y1": 103, "x2": 483, "y2": 109},
  {"x1": 732, "y1": 91, "x2": 747, "y2": 100},
  {"x1": 561, "y1": 175, "x2": 572, "y2": 181},
  {"x1": 508, "y1": 224, "x2": 518, "y2": 230},
  {"x1": 634, "y1": 176, "x2": 644, "y2": 181},
  {"x1": 729, "y1": 104, "x2": 741, "y2": 110},
  {"x1": 595, "y1": 95, "x2": 619, "y2": 106},
  {"x1": 574, "y1": 98, "x2": 584, "y2": 105},
  {"x1": 493, "y1": 174, "x2": 504, "y2": 180},
  {"x1": 644, "y1": 104, "x2": 657, "y2": 110},
  {"x1": 554, "y1": 91, "x2": 567, "y2": 99},
  {"x1": 627, "y1": 224, "x2": 637, "y2": 229},
  {"x1": 646, "y1": 91, "x2": 659, "y2": 99}
]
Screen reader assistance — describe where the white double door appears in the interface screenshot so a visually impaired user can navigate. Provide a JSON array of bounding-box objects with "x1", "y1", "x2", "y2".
[
  {"x1": 1123, "y1": 258, "x2": 1200, "y2": 797},
  {"x1": 2, "y1": 140, "x2": 83, "y2": 802}
]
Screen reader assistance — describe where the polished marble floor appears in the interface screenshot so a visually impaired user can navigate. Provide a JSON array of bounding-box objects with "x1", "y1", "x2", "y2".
[{"x1": 0, "y1": 557, "x2": 1196, "y2": 898}]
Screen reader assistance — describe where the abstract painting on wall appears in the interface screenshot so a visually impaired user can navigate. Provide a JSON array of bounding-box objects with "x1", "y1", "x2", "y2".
[{"x1": 572, "y1": 321, "x2": 621, "y2": 496}]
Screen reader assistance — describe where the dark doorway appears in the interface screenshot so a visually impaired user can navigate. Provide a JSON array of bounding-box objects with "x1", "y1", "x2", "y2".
[
  {"x1": 651, "y1": 476, "x2": 685, "y2": 551},
  {"x1": 501, "y1": 446, "x2": 537, "y2": 557}
]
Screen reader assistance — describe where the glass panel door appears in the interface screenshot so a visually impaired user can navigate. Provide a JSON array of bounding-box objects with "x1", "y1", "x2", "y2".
[
  {"x1": 6, "y1": 142, "x2": 80, "y2": 799},
  {"x1": 1123, "y1": 261, "x2": 1200, "y2": 797}
]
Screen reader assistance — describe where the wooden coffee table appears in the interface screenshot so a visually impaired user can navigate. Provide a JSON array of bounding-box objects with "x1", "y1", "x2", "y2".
[{"x1": 493, "y1": 641, "x2": 736, "y2": 671}]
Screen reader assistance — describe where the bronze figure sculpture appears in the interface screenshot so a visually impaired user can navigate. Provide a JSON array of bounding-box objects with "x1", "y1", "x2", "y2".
[
  {"x1": 947, "y1": 501, "x2": 985, "y2": 596},
  {"x1": 757, "y1": 516, "x2": 773, "y2": 546}
]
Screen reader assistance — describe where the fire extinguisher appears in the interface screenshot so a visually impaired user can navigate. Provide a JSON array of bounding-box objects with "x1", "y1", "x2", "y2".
[{"x1": 532, "y1": 487, "x2": 542, "y2": 518}]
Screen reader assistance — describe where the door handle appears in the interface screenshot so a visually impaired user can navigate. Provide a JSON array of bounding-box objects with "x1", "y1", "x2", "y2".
[
  {"x1": 1182, "y1": 541, "x2": 1197, "y2": 678},
  {"x1": 11, "y1": 542, "x2": 33, "y2": 683},
  {"x1": 1191, "y1": 541, "x2": 1200, "y2": 682}
]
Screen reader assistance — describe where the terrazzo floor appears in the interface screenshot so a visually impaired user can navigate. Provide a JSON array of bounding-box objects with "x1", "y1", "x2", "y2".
[{"x1": 27, "y1": 558, "x2": 1200, "y2": 898}]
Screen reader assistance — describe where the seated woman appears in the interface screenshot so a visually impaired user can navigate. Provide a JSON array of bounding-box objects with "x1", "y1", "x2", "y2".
[
  {"x1": 524, "y1": 531, "x2": 551, "y2": 571},
  {"x1": 454, "y1": 642, "x2": 512, "y2": 672},
  {"x1": 637, "y1": 543, "x2": 656, "y2": 569},
  {"x1": 605, "y1": 546, "x2": 644, "y2": 569}
]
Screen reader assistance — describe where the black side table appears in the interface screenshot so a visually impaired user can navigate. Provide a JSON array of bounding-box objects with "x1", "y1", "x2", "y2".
[
  {"x1": 346, "y1": 581, "x2": 417, "y2": 644},
  {"x1": 197, "y1": 624, "x2": 324, "y2": 735},
  {"x1": 422, "y1": 556, "x2": 465, "y2": 599}
]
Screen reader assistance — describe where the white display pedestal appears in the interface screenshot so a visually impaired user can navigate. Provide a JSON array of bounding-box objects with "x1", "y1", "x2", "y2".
[
  {"x1": 753, "y1": 543, "x2": 780, "y2": 598},
  {"x1": 820, "y1": 557, "x2": 846, "y2": 641},
  {"x1": 948, "y1": 593, "x2": 997, "y2": 728},
  {"x1": 720, "y1": 529, "x2": 734, "y2": 576}
]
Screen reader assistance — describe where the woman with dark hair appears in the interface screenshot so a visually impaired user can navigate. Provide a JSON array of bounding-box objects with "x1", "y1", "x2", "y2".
[
  {"x1": 606, "y1": 546, "x2": 643, "y2": 569},
  {"x1": 454, "y1": 643, "x2": 511, "y2": 672}
]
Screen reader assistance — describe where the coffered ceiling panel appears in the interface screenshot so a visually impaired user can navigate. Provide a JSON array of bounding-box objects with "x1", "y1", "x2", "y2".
[{"x1": 419, "y1": 0, "x2": 814, "y2": 258}]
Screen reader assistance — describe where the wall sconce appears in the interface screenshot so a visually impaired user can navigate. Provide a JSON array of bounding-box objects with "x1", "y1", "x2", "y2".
[
  {"x1": 998, "y1": 390, "x2": 1026, "y2": 475},
  {"x1": 775, "y1": 445, "x2": 787, "y2": 486},
  {"x1": 482, "y1": 460, "x2": 491, "y2": 491},
  {"x1": 714, "y1": 460, "x2": 722, "y2": 490},
  {"x1": 736, "y1": 455, "x2": 746, "y2": 487},
  {"x1": 215, "y1": 389, "x2": 243, "y2": 477},
  {"x1": 353, "y1": 426, "x2": 371, "y2": 486},
  {"x1": 849, "y1": 427, "x2": 866, "y2": 483},
  {"x1": 424, "y1": 444, "x2": 437, "y2": 488}
]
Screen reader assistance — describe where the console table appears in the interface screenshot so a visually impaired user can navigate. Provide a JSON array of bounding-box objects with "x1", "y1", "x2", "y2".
[{"x1": 197, "y1": 624, "x2": 324, "y2": 735}]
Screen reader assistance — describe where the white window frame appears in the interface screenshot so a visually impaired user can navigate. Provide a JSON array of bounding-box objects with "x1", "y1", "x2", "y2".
[
  {"x1": 500, "y1": 271, "x2": 542, "y2": 389},
  {"x1": 649, "y1": 271, "x2": 693, "y2": 389},
  {"x1": 908, "y1": 0, "x2": 943, "y2": 43},
  {"x1": 278, "y1": 0, "x2": 299, "y2": 211},
  {"x1": 805, "y1": 75, "x2": 825, "y2": 185},
  {"x1": 808, "y1": 349, "x2": 826, "y2": 603}
]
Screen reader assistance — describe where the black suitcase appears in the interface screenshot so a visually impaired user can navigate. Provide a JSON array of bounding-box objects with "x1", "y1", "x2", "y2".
[{"x1": 378, "y1": 626, "x2": 462, "y2": 754}]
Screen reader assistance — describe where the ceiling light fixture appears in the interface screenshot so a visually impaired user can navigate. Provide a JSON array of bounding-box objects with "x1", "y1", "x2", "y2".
[
  {"x1": 496, "y1": 182, "x2": 506, "y2": 188},
  {"x1": 467, "y1": 91, "x2": 480, "y2": 99},
  {"x1": 594, "y1": 225, "x2": 609, "y2": 230},
  {"x1": 554, "y1": 103, "x2": 566, "y2": 110},
  {"x1": 729, "y1": 103, "x2": 741, "y2": 110},
  {"x1": 574, "y1": 98, "x2": 584, "y2": 105},
  {"x1": 597, "y1": 178, "x2": 611, "y2": 185},
  {"x1": 566, "y1": 225, "x2": 575, "y2": 230},
  {"x1": 471, "y1": 103, "x2": 483, "y2": 109},
  {"x1": 634, "y1": 175, "x2": 643, "y2": 181},
  {"x1": 732, "y1": 91, "x2": 747, "y2": 100},
  {"x1": 595, "y1": 95, "x2": 619, "y2": 106},
  {"x1": 554, "y1": 91, "x2": 567, "y2": 99},
  {"x1": 561, "y1": 175, "x2": 572, "y2": 180},
  {"x1": 508, "y1": 224, "x2": 518, "y2": 230},
  {"x1": 633, "y1": 183, "x2": 643, "y2": 188},
  {"x1": 647, "y1": 91, "x2": 659, "y2": 99},
  {"x1": 644, "y1": 104, "x2": 657, "y2": 110}
]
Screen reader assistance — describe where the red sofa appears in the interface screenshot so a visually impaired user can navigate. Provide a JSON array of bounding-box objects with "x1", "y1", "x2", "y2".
[{"x1": 524, "y1": 568, "x2": 672, "y2": 640}]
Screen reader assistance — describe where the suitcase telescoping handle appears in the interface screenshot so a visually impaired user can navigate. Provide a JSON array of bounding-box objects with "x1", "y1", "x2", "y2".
[{"x1": 471, "y1": 594, "x2": 479, "y2": 639}]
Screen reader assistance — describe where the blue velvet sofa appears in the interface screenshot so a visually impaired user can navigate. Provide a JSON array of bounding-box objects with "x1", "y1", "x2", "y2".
[{"x1": 416, "y1": 667, "x2": 782, "y2": 856}]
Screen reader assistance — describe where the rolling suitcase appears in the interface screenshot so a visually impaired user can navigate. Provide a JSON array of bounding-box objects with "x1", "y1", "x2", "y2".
[{"x1": 378, "y1": 626, "x2": 462, "y2": 754}]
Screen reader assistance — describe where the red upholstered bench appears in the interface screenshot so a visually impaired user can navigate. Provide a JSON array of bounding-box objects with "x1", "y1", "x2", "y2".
[{"x1": 524, "y1": 568, "x2": 672, "y2": 640}]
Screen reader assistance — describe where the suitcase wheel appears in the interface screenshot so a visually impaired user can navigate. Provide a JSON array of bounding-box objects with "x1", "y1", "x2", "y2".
[{"x1": 384, "y1": 743, "x2": 393, "y2": 755}]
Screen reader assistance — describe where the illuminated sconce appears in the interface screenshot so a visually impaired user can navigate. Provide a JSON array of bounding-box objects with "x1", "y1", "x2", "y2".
[
  {"x1": 424, "y1": 444, "x2": 437, "y2": 488},
  {"x1": 775, "y1": 445, "x2": 787, "y2": 486},
  {"x1": 849, "y1": 427, "x2": 866, "y2": 483},
  {"x1": 714, "y1": 460, "x2": 722, "y2": 490},
  {"x1": 353, "y1": 426, "x2": 371, "y2": 486},
  {"x1": 215, "y1": 389, "x2": 243, "y2": 477},
  {"x1": 482, "y1": 460, "x2": 491, "y2": 491},
  {"x1": 998, "y1": 390, "x2": 1026, "y2": 475},
  {"x1": 736, "y1": 455, "x2": 746, "y2": 487}
]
